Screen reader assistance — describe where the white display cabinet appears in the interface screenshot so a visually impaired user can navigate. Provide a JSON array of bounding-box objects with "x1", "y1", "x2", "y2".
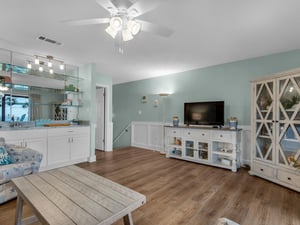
[
  {"x1": 250, "y1": 68, "x2": 300, "y2": 192},
  {"x1": 165, "y1": 127, "x2": 241, "y2": 172}
]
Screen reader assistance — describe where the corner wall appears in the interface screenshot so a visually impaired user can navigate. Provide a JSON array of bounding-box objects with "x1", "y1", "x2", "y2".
[{"x1": 79, "y1": 63, "x2": 113, "y2": 158}]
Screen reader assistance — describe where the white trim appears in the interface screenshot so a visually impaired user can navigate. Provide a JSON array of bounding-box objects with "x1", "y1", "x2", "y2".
[
  {"x1": 131, "y1": 121, "x2": 252, "y2": 166},
  {"x1": 96, "y1": 83, "x2": 113, "y2": 152},
  {"x1": 88, "y1": 154, "x2": 97, "y2": 162},
  {"x1": 131, "y1": 121, "x2": 164, "y2": 152}
]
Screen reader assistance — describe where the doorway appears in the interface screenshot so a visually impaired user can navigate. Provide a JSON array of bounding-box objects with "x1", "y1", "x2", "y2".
[{"x1": 96, "y1": 86, "x2": 105, "y2": 150}]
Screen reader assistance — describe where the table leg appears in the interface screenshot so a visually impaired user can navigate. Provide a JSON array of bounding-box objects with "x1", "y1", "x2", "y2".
[
  {"x1": 123, "y1": 212, "x2": 133, "y2": 225},
  {"x1": 15, "y1": 195, "x2": 24, "y2": 225}
]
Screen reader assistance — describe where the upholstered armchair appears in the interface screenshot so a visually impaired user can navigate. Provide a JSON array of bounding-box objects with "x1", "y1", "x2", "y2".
[{"x1": 0, "y1": 138, "x2": 43, "y2": 204}]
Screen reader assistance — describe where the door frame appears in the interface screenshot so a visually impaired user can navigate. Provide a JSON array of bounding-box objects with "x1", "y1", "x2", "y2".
[{"x1": 95, "y1": 83, "x2": 112, "y2": 151}]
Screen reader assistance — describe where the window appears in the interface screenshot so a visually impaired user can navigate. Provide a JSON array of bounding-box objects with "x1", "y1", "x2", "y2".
[{"x1": 2, "y1": 94, "x2": 29, "y2": 122}]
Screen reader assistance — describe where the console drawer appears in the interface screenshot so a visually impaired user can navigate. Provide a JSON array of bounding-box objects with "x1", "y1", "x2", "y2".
[
  {"x1": 277, "y1": 170, "x2": 300, "y2": 188},
  {"x1": 167, "y1": 128, "x2": 182, "y2": 137},
  {"x1": 184, "y1": 130, "x2": 210, "y2": 139},
  {"x1": 252, "y1": 162, "x2": 274, "y2": 178},
  {"x1": 212, "y1": 132, "x2": 233, "y2": 142}
]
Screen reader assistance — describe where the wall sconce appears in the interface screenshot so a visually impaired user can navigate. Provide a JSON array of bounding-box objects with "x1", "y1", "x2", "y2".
[
  {"x1": 141, "y1": 96, "x2": 147, "y2": 103},
  {"x1": 159, "y1": 93, "x2": 170, "y2": 97},
  {"x1": 153, "y1": 99, "x2": 158, "y2": 107}
]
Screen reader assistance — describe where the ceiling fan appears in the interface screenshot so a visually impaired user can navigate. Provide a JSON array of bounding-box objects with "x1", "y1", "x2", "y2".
[{"x1": 63, "y1": 0, "x2": 173, "y2": 52}]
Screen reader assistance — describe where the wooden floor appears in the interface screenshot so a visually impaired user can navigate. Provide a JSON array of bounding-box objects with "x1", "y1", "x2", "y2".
[{"x1": 1, "y1": 147, "x2": 300, "y2": 225}]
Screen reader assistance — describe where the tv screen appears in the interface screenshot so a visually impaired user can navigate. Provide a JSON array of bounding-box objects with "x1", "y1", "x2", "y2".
[{"x1": 184, "y1": 101, "x2": 224, "y2": 126}]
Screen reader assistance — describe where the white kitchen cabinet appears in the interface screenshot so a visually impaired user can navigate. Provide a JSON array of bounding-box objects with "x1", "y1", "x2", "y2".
[
  {"x1": 0, "y1": 129, "x2": 47, "y2": 168},
  {"x1": 0, "y1": 126, "x2": 90, "y2": 171},
  {"x1": 47, "y1": 135, "x2": 69, "y2": 167},
  {"x1": 47, "y1": 126, "x2": 90, "y2": 169}
]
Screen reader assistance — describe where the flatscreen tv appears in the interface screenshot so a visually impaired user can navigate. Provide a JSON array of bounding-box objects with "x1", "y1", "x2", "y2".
[{"x1": 184, "y1": 101, "x2": 224, "y2": 126}]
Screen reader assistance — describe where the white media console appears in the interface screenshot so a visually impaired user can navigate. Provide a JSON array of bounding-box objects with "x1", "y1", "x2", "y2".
[{"x1": 164, "y1": 126, "x2": 242, "y2": 172}]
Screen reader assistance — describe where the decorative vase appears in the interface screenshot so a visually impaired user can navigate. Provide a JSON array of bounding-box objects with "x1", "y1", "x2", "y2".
[
  {"x1": 173, "y1": 116, "x2": 179, "y2": 127},
  {"x1": 229, "y1": 117, "x2": 238, "y2": 130}
]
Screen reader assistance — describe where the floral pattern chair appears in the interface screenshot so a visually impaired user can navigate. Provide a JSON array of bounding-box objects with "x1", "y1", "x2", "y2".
[{"x1": 0, "y1": 138, "x2": 43, "y2": 204}]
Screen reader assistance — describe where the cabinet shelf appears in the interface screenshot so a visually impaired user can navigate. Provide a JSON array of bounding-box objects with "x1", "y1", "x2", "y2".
[
  {"x1": 64, "y1": 91, "x2": 83, "y2": 95},
  {"x1": 212, "y1": 151, "x2": 233, "y2": 157},
  {"x1": 59, "y1": 105, "x2": 82, "y2": 108}
]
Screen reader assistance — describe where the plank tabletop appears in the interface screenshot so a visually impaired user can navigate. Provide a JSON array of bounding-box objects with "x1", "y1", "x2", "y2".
[{"x1": 12, "y1": 165, "x2": 146, "y2": 225}]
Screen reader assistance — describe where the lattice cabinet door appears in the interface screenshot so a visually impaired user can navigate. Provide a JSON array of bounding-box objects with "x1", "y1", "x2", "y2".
[
  {"x1": 254, "y1": 80, "x2": 276, "y2": 162},
  {"x1": 277, "y1": 75, "x2": 300, "y2": 169}
]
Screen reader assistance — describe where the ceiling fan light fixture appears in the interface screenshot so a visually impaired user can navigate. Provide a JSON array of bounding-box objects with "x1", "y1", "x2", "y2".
[
  {"x1": 110, "y1": 17, "x2": 123, "y2": 31},
  {"x1": 122, "y1": 29, "x2": 133, "y2": 42},
  {"x1": 105, "y1": 25, "x2": 118, "y2": 39},
  {"x1": 127, "y1": 20, "x2": 141, "y2": 35}
]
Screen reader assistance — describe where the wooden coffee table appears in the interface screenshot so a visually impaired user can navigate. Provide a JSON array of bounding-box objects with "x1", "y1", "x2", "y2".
[{"x1": 12, "y1": 165, "x2": 146, "y2": 225}]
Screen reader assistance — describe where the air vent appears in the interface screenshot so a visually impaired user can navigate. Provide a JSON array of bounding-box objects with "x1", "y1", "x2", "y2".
[{"x1": 37, "y1": 35, "x2": 62, "y2": 46}]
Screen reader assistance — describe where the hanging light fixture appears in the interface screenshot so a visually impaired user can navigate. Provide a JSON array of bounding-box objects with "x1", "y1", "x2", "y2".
[
  {"x1": 38, "y1": 61, "x2": 44, "y2": 72},
  {"x1": 59, "y1": 63, "x2": 64, "y2": 70},
  {"x1": 34, "y1": 56, "x2": 39, "y2": 64},
  {"x1": 27, "y1": 61, "x2": 32, "y2": 69},
  {"x1": 47, "y1": 55, "x2": 53, "y2": 67},
  {"x1": 26, "y1": 55, "x2": 66, "y2": 74}
]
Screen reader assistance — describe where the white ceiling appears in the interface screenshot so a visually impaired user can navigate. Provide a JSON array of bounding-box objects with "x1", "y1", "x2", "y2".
[{"x1": 1, "y1": 0, "x2": 300, "y2": 84}]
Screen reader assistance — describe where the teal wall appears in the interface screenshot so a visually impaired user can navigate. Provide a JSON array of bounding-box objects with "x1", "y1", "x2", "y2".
[{"x1": 113, "y1": 49, "x2": 300, "y2": 148}]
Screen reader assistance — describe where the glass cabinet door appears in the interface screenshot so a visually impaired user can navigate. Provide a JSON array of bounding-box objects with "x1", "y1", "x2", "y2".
[
  {"x1": 197, "y1": 141, "x2": 208, "y2": 160},
  {"x1": 185, "y1": 140, "x2": 195, "y2": 158},
  {"x1": 255, "y1": 81, "x2": 275, "y2": 162},
  {"x1": 277, "y1": 76, "x2": 300, "y2": 169}
]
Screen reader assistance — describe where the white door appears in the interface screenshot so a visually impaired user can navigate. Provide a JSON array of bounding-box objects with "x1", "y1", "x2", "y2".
[{"x1": 96, "y1": 87, "x2": 105, "y2": 150}]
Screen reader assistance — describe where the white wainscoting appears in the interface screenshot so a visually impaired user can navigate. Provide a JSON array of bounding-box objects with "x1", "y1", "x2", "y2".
[
  {"x1": 131, "y1": 121, "x2": 251, "y2": 166},
  {"x1": 239, "y1": 125, "x2": 251, "y2": 167},
  {"x1": 131, "y1": 122, "x2": 164, "y2": 152}
]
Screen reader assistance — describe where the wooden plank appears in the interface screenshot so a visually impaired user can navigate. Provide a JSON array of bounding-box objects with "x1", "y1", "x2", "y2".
[
  {"x1": 67, "y1": 166, "x2": 146, "y2": 201},
  {"x1": 48, "y1": 169, "x2": 125, "y2": 213},
  {"x1": 21, "y1": 216, "x2": 38, "y2": 225},
  {"x1": 58, "y1": 166, "x2": 139, "y2": 206},
  {"x1": 37, "y1": 172, "x2": 113, "y2": 221},
  {"x1": 12, "y1": 177, "x2": 75, "y2": 225},
  {"x1": 25, "y1": 174, "x2": 99, "y2": 225}
]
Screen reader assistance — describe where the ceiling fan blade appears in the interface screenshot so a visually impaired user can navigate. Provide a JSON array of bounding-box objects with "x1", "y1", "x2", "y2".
[
  {"x1": 111, "y1": 0, "x2": 133, "y2": 9},
  {"x1": 128, "y1": 0, "x2": 164, "y2": 17},
  {"x1": 137, "y1": 20, "x2": 173, "y2": 37},
  {"x1": 62, "y1": 18, "x2": 110, "y2": 26},
  {"x1": 96, "y1": 0, "x2": 117, "y2": 12}
]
